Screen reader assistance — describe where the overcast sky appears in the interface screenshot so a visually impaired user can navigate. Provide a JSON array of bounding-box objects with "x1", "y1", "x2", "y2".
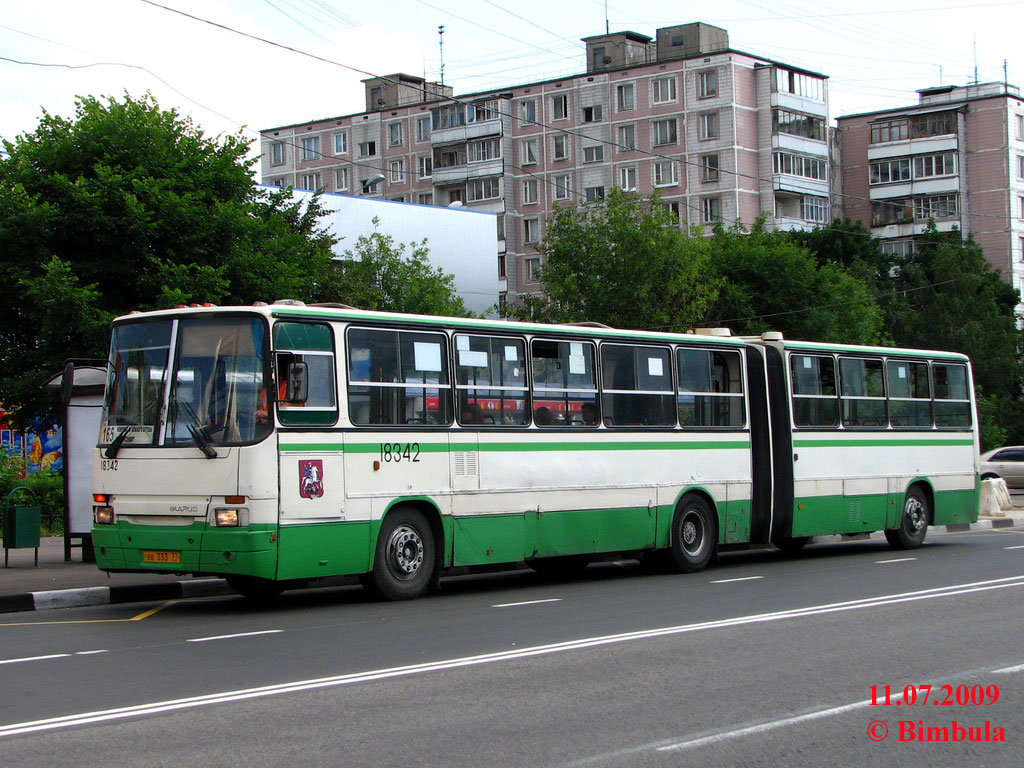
[{"x1": 2, "y1": 0, "x2": 1020, "y2": 171}]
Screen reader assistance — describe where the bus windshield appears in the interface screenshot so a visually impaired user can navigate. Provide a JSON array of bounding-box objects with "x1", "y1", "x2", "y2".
[{"x1": 101, "y1": 316, "x2": 271, "y2": 448}]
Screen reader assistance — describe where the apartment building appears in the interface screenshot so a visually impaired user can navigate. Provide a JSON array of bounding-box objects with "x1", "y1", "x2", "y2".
[
  {"x1": 260, "y1": 23, "x2": 831, "y2": 306},
  {"x1": 836, "y1": 82, "x2": 1024, "y2": 291}
]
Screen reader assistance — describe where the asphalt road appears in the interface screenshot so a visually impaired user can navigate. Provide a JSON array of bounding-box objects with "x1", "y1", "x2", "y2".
[{"x1": 1, "y1": 526, "x2": 1022, "y2": 767}]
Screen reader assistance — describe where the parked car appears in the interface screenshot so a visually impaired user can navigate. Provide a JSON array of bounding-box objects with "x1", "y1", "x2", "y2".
[{"x1": 979, "y1": 446, "x2": 1024, "y2": 489}]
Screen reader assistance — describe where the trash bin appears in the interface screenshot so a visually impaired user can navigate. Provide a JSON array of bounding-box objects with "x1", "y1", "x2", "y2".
[{"x1": 4, "y1": 487, "x2": 41, "y2": 567}]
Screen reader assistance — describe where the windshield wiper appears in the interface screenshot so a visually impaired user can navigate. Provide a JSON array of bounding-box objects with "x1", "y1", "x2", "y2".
[
  {"x1": 104, "y1": 400, "x2": 160, "y2": 459},
  {"x1": 174, "y1": 398, "x2": 219, "y2": 459}
]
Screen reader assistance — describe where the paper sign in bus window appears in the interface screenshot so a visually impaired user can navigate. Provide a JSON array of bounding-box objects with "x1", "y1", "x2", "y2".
[
  {"x1": 459, "y1": 350, "x2": 489, "y2": 368},
  {"x1": 414, "y1": 342, "x2": 442, "y2": 372},
  {"x1": 648, "y1": 357, "x2": 664, "y2": 377},
  {"x1": 504, "y1": 345, "x2": 518, "y2": 362}
]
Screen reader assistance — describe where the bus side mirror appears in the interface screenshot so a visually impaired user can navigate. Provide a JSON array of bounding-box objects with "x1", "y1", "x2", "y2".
[{"x1": 285, "y1": 361, "x2": 308, "y2": 404}]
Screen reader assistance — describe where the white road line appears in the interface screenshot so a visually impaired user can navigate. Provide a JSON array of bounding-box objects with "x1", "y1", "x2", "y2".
[
  {"x1": 711, "y1": 576, "x2": 764, "y2": 584},
  {"x1": 492, "y1": 598, "x2": 563, "y2": 608},
  {"x1": 876, "y1": 557, "x2": 918, "y2": 564},
  {"x1": 1004, "y1": 545, "x2": 1024, "y2": 550},
  {"x1": 186, "y1": 630, "x2": 283, "y2": 643},
  {"x1": 994, "y1": 662, "x2": 1024, "y2": 674},
  {"x1": 0, "y1": 654, "x2": 70, "y2": 666},
  {"x1": 75, "y1": 650, "x2": 109, "y2": 656},
  {"x1": 2, "y1": 574, "x2": 1022, "y2": 738}
]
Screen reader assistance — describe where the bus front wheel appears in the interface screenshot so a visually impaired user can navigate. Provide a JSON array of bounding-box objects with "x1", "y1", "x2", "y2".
[
  {"x1": 885, "y1": 487, "x2": 930, "y2": 550},
  {"x1": 370, "y1": 507, "x2": 436, "y2": 600},
  {"x1": 668, "y1": 495, "x2": 716, "y2": 573}
]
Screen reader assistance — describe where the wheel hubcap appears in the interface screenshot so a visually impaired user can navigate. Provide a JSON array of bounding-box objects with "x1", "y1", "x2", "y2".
[
  {"x1": 387, "y1": 525, "x2": 424, "y2": 579},
  {"x1": 681, "y1": 510, "x2": 704, "y2": 555},
  {"x1": 904, "y1": 497, "x2": 926, "y2": 531}
]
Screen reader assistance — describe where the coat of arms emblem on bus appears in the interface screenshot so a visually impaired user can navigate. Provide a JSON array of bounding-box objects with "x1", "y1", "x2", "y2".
[{"x1": 299, "y1": 459, "x2": 324, "y2": 499}]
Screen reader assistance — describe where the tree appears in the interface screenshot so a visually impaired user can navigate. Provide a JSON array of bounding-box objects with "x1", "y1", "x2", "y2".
[
  {"x1": 325, "y1": 220, "x2": 471, "y2": 317},
  {"x1": 701, "y1": 219, "x2": 885, "y2": 344},
  {"x1": 0, "y1": 93, "x2": 338, "y2": 422},
  {"x1": 789, "y1": 217, "x2": 892, "y2": 287},
  {"x1": 508, "y1": 189, "x2": 718, "y2": 331}
]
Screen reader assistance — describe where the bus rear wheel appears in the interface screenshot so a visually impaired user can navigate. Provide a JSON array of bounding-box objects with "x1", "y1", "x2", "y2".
[
  {"x1": 370, "y1": 507, "x2": 436, "y2": 601},
  {"x1": 668, "y1": 495, "x2": 716, "y2": 573},
  {"x1": 885, "y1": 487, "x2": 930, "y2": 550}
]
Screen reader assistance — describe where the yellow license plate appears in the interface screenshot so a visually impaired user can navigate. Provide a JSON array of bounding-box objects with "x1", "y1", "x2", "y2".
[{"x1": 143, "y1": 550, "x2": 181, "y2": 564}]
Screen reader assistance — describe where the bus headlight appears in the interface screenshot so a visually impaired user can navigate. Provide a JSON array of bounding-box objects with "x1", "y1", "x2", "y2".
[
  {"x1": 94, "y1": 506, "x2": 115, "y2": 525},
  {"x1": 214, "y1": 507, "x2": 243, "y2": 527}
]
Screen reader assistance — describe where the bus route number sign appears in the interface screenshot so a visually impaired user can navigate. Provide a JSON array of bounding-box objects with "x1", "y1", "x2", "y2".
[{"x1": 380, "y1": 442, "x2": 421, "y2": 463}]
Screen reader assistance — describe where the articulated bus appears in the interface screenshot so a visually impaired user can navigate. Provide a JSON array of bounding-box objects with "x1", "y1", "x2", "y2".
[{"x1": 91, "y1": 302, "x2": 979, "y2": 600}]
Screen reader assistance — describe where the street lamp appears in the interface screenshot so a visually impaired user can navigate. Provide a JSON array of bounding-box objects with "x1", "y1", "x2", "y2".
[{"x1": 361, "y1": 173, "x2": 386, "y2": 195}]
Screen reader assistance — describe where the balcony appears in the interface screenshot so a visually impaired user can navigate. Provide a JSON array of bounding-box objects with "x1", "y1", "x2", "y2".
[
  {"x1": 431, "y1": 118, "x2": 503, "y2": 147},
  {"x1": 431, "y1": 158, "x2": 504, "y2": 186}
]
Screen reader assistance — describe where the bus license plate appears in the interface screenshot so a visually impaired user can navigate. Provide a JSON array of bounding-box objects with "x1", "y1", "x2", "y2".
[{"x1": 143, "y1": 550, "x2": 181, "y2": 564}]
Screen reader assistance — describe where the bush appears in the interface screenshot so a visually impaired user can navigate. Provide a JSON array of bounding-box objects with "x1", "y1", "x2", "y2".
[{"x1": 0, "y1": 454, "x2": 65, "y2": 536}]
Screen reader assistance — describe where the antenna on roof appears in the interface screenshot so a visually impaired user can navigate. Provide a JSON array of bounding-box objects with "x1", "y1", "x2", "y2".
[
  {"x1": 604, "y1": 0, "x2": 609, "y2": 34},
  {"x1": 438, "y1": 25, "x2": 445, "y2": 87}
]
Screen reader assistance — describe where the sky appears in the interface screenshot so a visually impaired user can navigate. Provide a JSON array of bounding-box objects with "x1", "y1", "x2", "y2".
[{"x1": 1, "y1": 0, "x2": 1021, "y2": 172}]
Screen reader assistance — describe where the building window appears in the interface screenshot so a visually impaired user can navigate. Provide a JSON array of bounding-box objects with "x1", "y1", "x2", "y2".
[
  {"x1": 652, "y1": 76, "x2": 677, "y2": 104},
  {"x1": 701, "y1": 154, "x2": 720, "y2": 182},
  {"x1": 914, "y1": 194, "x2": 958, "y2": 220},
  {"x1": 448, "y1": 188, "x2": 465, "y2": 205},
  {"x1": 701, "y1": 197, "x2": 721, "y2": 223},
  {"x1": 773, "y1": 109, "x2": 825, "y2": 141},
  {"x1": 468, "y1": 178, "x2": 501, "y2": 201},
  {"x1": 869, "y1": 158, "x2": 912, "y2": 185},
  {"x1": 652, "y1": 118, "x2": 677, "y2": 146},
  {"x1": 585, "y1": 186, "x2": 605, "y2": 202},
  {"x1": 699, "y1": 112, "x2": 718, "y2": 140},
  {"x1": 270, "y1": 142, "x2": 286, "y2": 165},
  {"x1": 801, "y1": 195, "x2": 830, "y2": 222},
  {"x1": 913, "y1": 152, "x2": 957, "y2": 178},
  {"x1": 521, "y1": 139, "x2": 538, "y2": 165},
  {"x1": 524, "y1": 218, "x2": 540, "y2": 244},
  {"x1": 911, "y1": 112, "x2": 955, "y2": 138},
  {"x1": 881, "y1": 239, "x2": 917, "y2": 258},
  {"x1": 617, "y1": 124, "x2": 636, "y2": 152},
  {"x1": 698, "y1": 70, "x2": 718, "y2": 99},
  {"x1": 616, "y1": 83, "x2": 635, "y2": 111},
  {"x1": 1017, "y1": 114, "x2": 1024, "y2": 140},
  {"x1": 301, "y1": 136, "x2": 320, "y2": 161},
  {"x1": 552, "y1": 94, "x2": 568, "y2": 120},
  {"x1": 388, "y1": 122, "x2": 403, "y2": 147},
  {"x1": 654, "y1": 160, "x2": 678, "y2": 187},
  {"x1": 661, "y1": 200, "x2": 681, "y2": 222},
  {"x1": 361, "y1": 176, "x2": 382, "y2": 195},
  {"x1": 358, "y1": 141, "x2": 377, "y2": 157},
  {"x1": 333, "y1": 132, "x2": 348, "y2": 155},
  {"x1": 417, "y1": 192, "x2": 434, "y2": 206},
  {"x1": 553, "y1": 174, "x2": 571, "y2": 200},
  {"x1": 869, "y1": 119, "x2": 909, "y2": 144},
  {"x1": 522, "y1": 178, "x2": 539, "y2": 204},
  {"x1": 519, "y1": 99, "x2": 537, "y2": 124},
  {"x1": 583, "y1": 105, "x2": 603, "y2": 123},
  {"x1": 525, "y1": 257, "x2": 542, "y2": 283},
  {"x1": 583, "y1": 145, "x2": 604, "y2": 163},
  {"x1": 468, "y1": 138, "x2": 500, "y2": 163},
  {"x1": 270, "y1": 178, "x2": 286, "y2": 187},
  {"x1": 389, "y1": 159, "x2": 405, "y2": 183},
  {"x1": 416, "y1": 116, "x2": 431, "y2": 142},
  {"x1": 1020, "y1": 195, "x2": 1024, "y2": 219},
  {"x1": 619, "y1": 166, "x2": 637, "y2": 191},
  {"x1": 335, "y1": 167, "x2": 349, "y2": 191},
  {"x1": 496, "y1": 213, "x2": 505, "y2": 241},
  {"x1": 418, "y1": 156, "x2": 433, "y2": 179},
  {"x1": 774, "y1": 68, "x2": 825, "y2": 101},
  {"x1": 872, "y1": 199, "x2": 912, "y2": 226},
  {"x1": 1018, "y1": 155, "x2": 1024, "y2": 180},
  {"x1": 552, "y1": 134, "x2": 568, "y2": 161},
  {"x1": 300, "y1": 172, "x2": 321, "y2": 191},
  {"x1": 773, "y1": 152, "x2": 827, "y2": 180}
]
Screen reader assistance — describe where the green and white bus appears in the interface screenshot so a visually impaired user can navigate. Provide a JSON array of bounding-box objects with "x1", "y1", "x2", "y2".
[{"x1": 91, "y1": 302, "x2": 979, "y2": 599}]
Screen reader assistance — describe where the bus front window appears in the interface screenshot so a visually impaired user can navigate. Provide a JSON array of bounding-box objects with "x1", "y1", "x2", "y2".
[{"x1": 101, "y1": 320, "x2": 173, "y2": 447}]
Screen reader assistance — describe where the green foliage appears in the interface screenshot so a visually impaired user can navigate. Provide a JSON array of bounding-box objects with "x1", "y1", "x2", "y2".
[
  {"x1": 325, "y1": 219, "x2": 471, "y2": 317},
  {"x1": 702, "y1": 219, "x2": 885, "y2": 344},
  {"x1": 0, "y1": 93, "x2": 338, "y2": 424},
  {"x1": 507, "y1": 189, "x2": 718, "y2": 331},
  {"x1": 0, "y1": 457, "x2": 64, "y2": 536},
  {"x1": 884, "y1": 227, "x2": 1022, "y2": 399},
  {"x1": 789, "y1": 218, "x2": 892, "y2": 286}
]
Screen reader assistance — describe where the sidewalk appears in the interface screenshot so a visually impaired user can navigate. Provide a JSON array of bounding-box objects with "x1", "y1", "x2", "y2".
[{"x1": 2, "y1": 513, "x2": 1023, "y2": 614}]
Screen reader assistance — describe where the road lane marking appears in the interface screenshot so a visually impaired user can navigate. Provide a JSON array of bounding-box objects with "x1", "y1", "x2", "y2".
[
  {"x1": 711, "y1": 576, "x2": 764, "y2": 584},
  {"x1": 876, "y1": 557, "x2": 917, "y2": 564},
  {"x1": 0, "y1": 600, "x2": 180, "y2": 628},
  {"x1": 492, "y1": 598, "x2": 563, "y2": 608},
  {"x1": 186, "y1": 630, "x2": 284, "y2": 643},
  {"x1": 130, "y1": 601, "x2": 179, "y2": 621},
  {"x1": 2, "y1": 574, "x2": 1022, "y2": 737},
  {"x1": 1004, "y1": 545, "x2": 1024, "y2": 550},
  {"x1": 75, "y1": 650, "x2": 109, "y2": 656},
  {"x1": 994, "y1": 662, "x2": 1024, "y2": 674},
  {"x1": 0, "y1": 654, "x2": 70, "y2": 666}
]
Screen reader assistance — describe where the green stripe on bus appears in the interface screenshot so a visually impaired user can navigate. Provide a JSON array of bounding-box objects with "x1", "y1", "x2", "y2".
[
  {"x1": 279, "y1": 440, "x2": 750, "y2": 453},
  {"x1": 793, "y1": 438, "x2": 974, "y2": 448}
]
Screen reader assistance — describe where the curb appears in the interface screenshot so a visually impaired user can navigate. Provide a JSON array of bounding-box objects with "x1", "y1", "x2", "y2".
[
  {"x1": 0, "y1": 578, "x2": 233, "y2": 615},
  {"x1": 1, "y1": 516, "x2": 1020, "y2": 615}
]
